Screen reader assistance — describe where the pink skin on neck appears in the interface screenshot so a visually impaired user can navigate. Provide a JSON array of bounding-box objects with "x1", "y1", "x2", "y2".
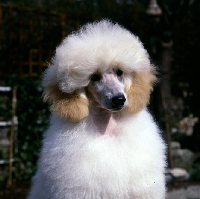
[{"x1": 90, "y1": 105, "x2": 121, "y2": 135}]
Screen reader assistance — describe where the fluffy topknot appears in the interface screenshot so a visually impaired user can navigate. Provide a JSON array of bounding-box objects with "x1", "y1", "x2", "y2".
[{"x1": 44, "y1": 19, "x2": 151, "y2": 93}]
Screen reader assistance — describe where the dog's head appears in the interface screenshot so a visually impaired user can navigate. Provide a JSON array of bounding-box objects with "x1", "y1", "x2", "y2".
[{"x1": 43, "y1": 20, "x2": 156, "y2": 122}]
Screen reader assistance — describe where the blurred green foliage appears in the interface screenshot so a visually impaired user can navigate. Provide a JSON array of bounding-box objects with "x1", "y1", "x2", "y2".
[
  {"x1": 4, "y1": 75, "x2": 50, "y2": 180},
  {"x1": 190, "y1": 164, "x2": 200, "y2": 182}
]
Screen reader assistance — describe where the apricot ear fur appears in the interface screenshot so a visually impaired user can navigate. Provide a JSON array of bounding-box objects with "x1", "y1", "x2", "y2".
[
  {"x1": 43, "y1": 85, "x2": 89, "y2": 122},
  {"x1": 125, "y1": 71, "x2": 156, "y2": 114}
]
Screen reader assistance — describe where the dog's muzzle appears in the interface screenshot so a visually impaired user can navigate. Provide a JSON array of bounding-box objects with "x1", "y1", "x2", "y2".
[{"x1": 111, "y1": 94, "x2": 126, "y2": 110}]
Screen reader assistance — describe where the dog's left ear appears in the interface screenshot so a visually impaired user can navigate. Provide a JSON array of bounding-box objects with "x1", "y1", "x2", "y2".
[
  {"x1": 125, "y1": 69, "x2": 157, "y2": 114},
  {"x1": 42, "y1": 84, "x2": 89, "y2": 122}
]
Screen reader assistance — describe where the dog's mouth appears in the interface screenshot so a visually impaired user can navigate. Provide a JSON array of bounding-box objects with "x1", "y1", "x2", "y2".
[{"x1": 110, "y1": 106, "x2": 125, "y2": 112}]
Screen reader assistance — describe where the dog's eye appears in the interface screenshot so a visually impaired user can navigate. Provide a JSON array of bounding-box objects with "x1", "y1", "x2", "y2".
[
  {"x1": 116, "y1": 69, "x2": 123, "y2": 76},
  {"x1": 91, "y1": 73, "x2": 101, "y2": 81}
]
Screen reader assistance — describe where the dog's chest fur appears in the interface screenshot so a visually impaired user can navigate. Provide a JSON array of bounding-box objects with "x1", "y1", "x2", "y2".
[{"x1": 36, "y1": 110, "x2": 165, "y2": 198}]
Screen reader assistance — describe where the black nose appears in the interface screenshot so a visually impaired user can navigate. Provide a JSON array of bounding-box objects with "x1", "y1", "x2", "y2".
[{"x1": 111, "y1": 94, "x2": 126, "y2": 107}]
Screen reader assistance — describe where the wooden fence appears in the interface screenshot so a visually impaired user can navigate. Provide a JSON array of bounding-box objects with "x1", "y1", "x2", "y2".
[{"x1": 0, "y1": 4, "x2": 81, "y2": 76}]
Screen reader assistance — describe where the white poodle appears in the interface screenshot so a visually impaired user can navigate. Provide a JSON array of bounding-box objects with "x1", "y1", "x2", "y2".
[{"x1": 27, "y1": 20, "x2": 166, "y2": 199}]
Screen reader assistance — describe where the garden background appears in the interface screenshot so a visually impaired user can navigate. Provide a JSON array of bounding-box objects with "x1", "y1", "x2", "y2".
[{"x1": 0, "y1": 0, "x2": 199, "y2": 197}]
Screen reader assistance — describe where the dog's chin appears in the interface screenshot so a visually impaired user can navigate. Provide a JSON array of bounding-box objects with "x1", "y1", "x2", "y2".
[{"x1": 104, "y1": 105, "x2": 125, "y2": 112}]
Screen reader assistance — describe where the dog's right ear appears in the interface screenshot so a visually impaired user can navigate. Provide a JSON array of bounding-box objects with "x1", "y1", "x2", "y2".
[{"x1": 42, "y1": 67, "x2": 89, "y2": 122}]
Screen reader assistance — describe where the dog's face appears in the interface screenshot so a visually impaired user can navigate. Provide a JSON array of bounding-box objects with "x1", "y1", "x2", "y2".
[
  {"x1": 43, "y1": 66, "x2": 156, "y2": 122},
  {"x1": 87, "y1": 68, "x2": 127, "y2": 111},
  {"x1": 42, "y1": 20, "x2": 157, "y2": 122}
]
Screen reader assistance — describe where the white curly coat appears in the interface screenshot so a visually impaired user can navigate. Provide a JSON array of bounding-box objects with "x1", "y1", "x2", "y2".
[{"x1": 27, "y1": 20, "x2": 166, "y2": 199}]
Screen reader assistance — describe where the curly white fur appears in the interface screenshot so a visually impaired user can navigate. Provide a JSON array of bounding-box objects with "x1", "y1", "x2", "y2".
[
  {"x1": 27, "y1": 19, "x2": 166, "y2": 199},
  {"x1": 44, "y1": 20, "x2": 151, "y2": 93}
]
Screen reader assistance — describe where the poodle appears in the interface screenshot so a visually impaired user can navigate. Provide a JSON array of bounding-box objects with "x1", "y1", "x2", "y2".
[{"x1": 27, "y1": 20, "x2": 166, "y2": 199}]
